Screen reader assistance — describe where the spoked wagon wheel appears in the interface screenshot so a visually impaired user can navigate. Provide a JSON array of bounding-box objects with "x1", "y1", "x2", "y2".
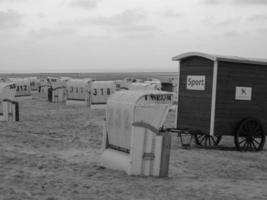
[
  {"x1": 235, "y1": 118, "x2": 265, "y2": 152},
  {"x1": 194, "y1": 131, "x2": 222, "y2": 147}
]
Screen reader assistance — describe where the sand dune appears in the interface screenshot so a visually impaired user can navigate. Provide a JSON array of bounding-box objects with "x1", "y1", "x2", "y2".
[{"x1": 0, "y1": 93, "x2": 266, "y2": 200}]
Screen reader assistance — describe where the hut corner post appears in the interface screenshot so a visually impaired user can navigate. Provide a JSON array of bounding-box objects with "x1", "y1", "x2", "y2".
[
  {"x1": 210, "y1": 61, "x2": 218, "y2": 136},
  {"x1": 159, "y1": 133, "x2": 171, "y2": 177},
  {"x1": 174, "y1": 61, "x2": 180, "y2": 129}
]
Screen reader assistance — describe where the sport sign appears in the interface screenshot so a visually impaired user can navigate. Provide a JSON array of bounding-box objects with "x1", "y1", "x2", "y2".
[{"x1": 186, "y1": 76, "x2": 205, "y2": 91}]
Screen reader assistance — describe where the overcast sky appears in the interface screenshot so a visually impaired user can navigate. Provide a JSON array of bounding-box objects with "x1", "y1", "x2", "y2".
[{"x1": 0, "y1": 0, "x2": 267, "y2": 73}]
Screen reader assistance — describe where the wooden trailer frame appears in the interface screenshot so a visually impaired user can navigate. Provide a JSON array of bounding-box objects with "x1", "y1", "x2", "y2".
[{"x1": 172, "y1": 52, "x2": 267, "y2": 151}]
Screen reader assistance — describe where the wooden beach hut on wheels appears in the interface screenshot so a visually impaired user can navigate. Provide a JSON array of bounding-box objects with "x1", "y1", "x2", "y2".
[{"x1": 172, "y1": 52, "x2": 267, "y2": 151}]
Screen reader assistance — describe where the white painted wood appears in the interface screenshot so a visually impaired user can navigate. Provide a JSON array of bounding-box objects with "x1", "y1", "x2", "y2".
[
  {"x1": 129, "y1": 126, "x2": 145, "y2": 175},
  {"x1": 102, "y1": 90, "x2": 174, "y2": 176},
  {"x1": 12, "y1": 103, "x2": 16, "y2": 121},
  {"x1": 8, "y1": 102, "x2": 12, "y2": 121},
  {"x1": 175, "y1": 61, "x2": 180, "y2": 128},
  {"x1": 102, "y1": 121, "x2": 108, "y2": 151},
  {"x1": 52, "y1": 88, "x2": 66, "y2": 103},
  {"x1": 101, "y1": 149, "x2": 130, "y2": 173},
  {"x1": 1, "y1": 101, "x2": 18, "y2": 121},
  {"x1": 3, "y1": 101, "x2": 8, "y2": 121},
  {"x1": 159, "y1": 105, "x2": 171, "y2": 129},
  {"x1": 210, "y1": 61, "x2": 218, "y2": 136},
  {"x1": 153, "y1": 136, "x2": 162, "y2": 176},
  {"x1": 91, "y1": 81, "x2": 116, "y2": 104},
  {"x1": 65, "y1": 79, "x2": 93, "y2": 106},
  {"x1": 142, "y1": 130, "x2": 153, "y2": 176}
]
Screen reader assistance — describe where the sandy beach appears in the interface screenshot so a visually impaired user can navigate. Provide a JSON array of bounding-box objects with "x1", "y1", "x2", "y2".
[{"x1": 0, "y1": 93, "x2": 266, "y2": 200}]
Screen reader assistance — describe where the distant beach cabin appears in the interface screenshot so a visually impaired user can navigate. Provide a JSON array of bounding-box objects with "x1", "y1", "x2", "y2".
[
  {"x1": 144, "y1": 78, "x2": 161, "y2": 90},
  {"x1": 0, "y1": 82, "x2": 19, "y2": 121},
  {"x1": 0, "y1": 82, "x2": 16, "y2": 102},
  {"x1": 39, "y1": 78, "x2": 51, "y2": 98},
  {"x1": 120, "y1": 77, "x2": 143, "y2": 90},
  {"x1": 47, "y1": 77, "x2": 60, "y2": 85},
  {"x1": 9, "y1": 78, "x2": 32, "y2": 99},
  {"x1": 49, "y1": 77, "x2": 71, "y2": 103},
  {"x1": 128, "y1": 82, "x2": 160, "y2": 91},
  {"x1": 27, "y1": 77, "x2": 39, "y2": 93},
  {"x1": 91, "y1": 81, "x2": 116, "y2": 105},
  {"x1": 66, "y1": 79, "x2": 94, "y2": 106}
]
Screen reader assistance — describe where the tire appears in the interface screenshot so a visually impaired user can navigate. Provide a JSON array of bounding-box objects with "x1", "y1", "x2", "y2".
[
  {"x1": 234, "y1": 118, "x2": 265, "y2": 152},
  {"x1": 194, "y1": 131, "x2": 222, "y2": 147}
]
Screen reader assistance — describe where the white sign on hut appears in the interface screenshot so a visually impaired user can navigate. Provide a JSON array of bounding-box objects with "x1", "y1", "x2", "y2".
[
  {"x1": 91, "y1": 81, "x2": 116, "y2": 106},
  {"x1": 66, "y1": 79, "x2": 94, "y2": 106},
  {"x1": 101, "y1": 90, "x2": 173, "y2": 177},
  {"x1": 0, "y1": 82, "x2": 19, "y2": 121}
]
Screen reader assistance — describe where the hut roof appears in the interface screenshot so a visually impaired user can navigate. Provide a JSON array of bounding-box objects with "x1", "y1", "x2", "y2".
[
  {"x1": 66, "y1": 79, "x2": 93, "y2": 87},
  {"x1": 172, "y1": 52, "x2": 267, "y2": 66}
]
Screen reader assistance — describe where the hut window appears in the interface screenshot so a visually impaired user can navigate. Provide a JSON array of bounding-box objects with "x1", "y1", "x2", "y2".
[{"x1": 107, "y1": 88, "x2": 111, "y2": 95}]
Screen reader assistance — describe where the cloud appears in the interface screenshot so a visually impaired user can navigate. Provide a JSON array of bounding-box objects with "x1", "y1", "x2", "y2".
[
  {"x1": 257, "y1": 28, "x2": 267, "y2": 34},
  {"x1": 202, "y1": 0, "x2": 221, "y2": 5},
  {"x1": 0, "y1": 0, "x2": 28, "y2": 3},
  {"x1": 202, "y1": 16, "x2": 242, "y2": 27},
  {"x1": 224, "y1": 30, "x2": 239, "y2": 37},
  {"x1": 233, "y1": 0, "x2": 267, "y2": 4},
  {"x1": 69, "y1": 0, "x2": 100, "y2": 9},
  {"x1": 0, "y1": 10, "x2": 23, "y2": 30},
  {"x1": 89, "y1": 9, "x2": 156, "y2": 33},
  {"x1": 29, "y1": 27, "x2": 76, "y2": 39},
  {"x1": 162, "y1": 9, "x2": 183, "y2": 18},
  {"x1": 247, "y1": 14, "x2": 267, "y2": 22},
  {"x1": 203, "y1": 0, "x2": 267, "y2": 5},
  {"x1": 91, "y1": 9, "x2": 146, "y2": 26},
  {"x1": 59, "y1": 9, "x2": 156, "y2": 35}
]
